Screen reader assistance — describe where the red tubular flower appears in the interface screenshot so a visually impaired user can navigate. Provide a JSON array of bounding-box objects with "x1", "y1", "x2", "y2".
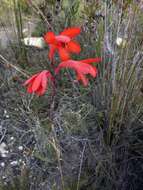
[
  {"x1": 23, "y1": 70, "x2": 54, "y2": 96},
  {"x1": 44, "y1": 27, "x2": 81, "y2": 61},
  {"x1": 55, "y1": 58, "x2": 101, "y2": 86}
]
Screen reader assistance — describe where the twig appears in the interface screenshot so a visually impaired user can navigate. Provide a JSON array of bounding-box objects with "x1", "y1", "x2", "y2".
[
  {"x1": 26, "y1": 0, "x2": 54, "y2": 30},
  {"x1": 51, "y1": 124, "x2": 65, "y2": 190},
  {"x1": 77, "y1": 142, "x2": 86, "y2": 190},
  {"x1": 0, "y1": 54, "x2": 29, "y2": 78},
  {"x1": 0, "y1": 128, "x2": 7, "y2": 144}
]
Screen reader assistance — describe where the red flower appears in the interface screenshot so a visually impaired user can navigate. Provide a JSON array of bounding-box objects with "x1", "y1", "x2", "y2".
[
  {"x1": 23, "y1": 70, "x2": 54, "y2": 96},
  {"x1": 44, "y1": 27, "x2": 81, "y2": 61},
  {"x1": 55, "y1": 58, "x2": 101, "y2": 86}
]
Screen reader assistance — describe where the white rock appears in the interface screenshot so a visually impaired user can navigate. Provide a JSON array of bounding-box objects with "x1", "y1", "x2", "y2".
[
  {"x1": 22, "y1": 37, "x2": 45, "y2": 48},
  {"x1": 18, "y1": 146, "x2": 23, "y2": 151},
  {"x1": 4, "y1": 110, "x2": 7, "y2": 114},
  {"x1": 22, "y1": 28, "x2": 29, "y2": 36},
  {"x1": 22, "y1": 161, "x2": 26, "y2": 166},
  {"x1": 10, "y1": 161, "x2": 18, "y2": 166},
  {"x1": 0, "y1": 162, "x2": 5, "y2": 167},
  {"x1": 0, "y1": 143, "x2": 8, "y2": 154},
  {"x1": 116, "y1": 37, "x2": 126, "y2": 47},
  {"x1": 1, "y1": 153, "x2": 7, "y2": 158},
  {"x1": 10, "y1": 137, "x2": 15, "y2": 141},
  {"x1": 19, "y1": 159, "x2": 22, "y2": 163}
]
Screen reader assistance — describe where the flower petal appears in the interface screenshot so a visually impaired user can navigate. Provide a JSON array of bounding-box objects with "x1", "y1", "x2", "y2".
[
  {"x1": 49, "y1": 45, "x2": 57, "y2": 60},
  {"x1": 31, "y1": 73, "x2": 42, "y2": 92},
  {"x1": 35, "y1": 85, "x2": 44, "y2": 96},
  {"x1": 55, "y1": 60, "x2": 76, "y2": 74},
  {"x1": 81, "y1": 58, "x2": 102, "y2": 64},
  {"x1": 36, "y1": 85, "x2": 46, "y2": 96},
  {"x1": 56, "y1": 35, "x2": 71, "y2": 43},
  {"x1": 55, "y1": 60, "x2": 89, "y2": 74},
  {"x1": 67, "y1": 41, "x2": 81, "y2": 53},
  {"x1": 77, "y1": 73, "x2": 89, "y2": 86},
  {"x1": 59, "y1": 48, "x2": 70, "y2": 61},
  {"x1": 47, "y1": 71, "x2": 54, "y2": 82},
  {"x1": 41, "y1": 72, "x2": 47, "y2": 90},
  {"x1": 92, "y1": 67, "x2": 98, "y2": 77},
  {"x1": 44, "y1": 32, "x2": 56, "y2": 44},
  {"x1": 23, "y1": 73, "x2": 38, "y2": 86},
  {"x1": 27, "y1": 84, "x2": 33, "y2": 93},
  {"x1": 31, "y1": 71, "x2": 47, "y2": 92},
  {"x1": 79, "y1": 62, "x2": 97, "y2": 78},
  {"x1": 60, "y1": 27, "x2": 81, "y2": 38},
  {"x1": 56, "y1": 60, "x2": 97, "y2": 79}
]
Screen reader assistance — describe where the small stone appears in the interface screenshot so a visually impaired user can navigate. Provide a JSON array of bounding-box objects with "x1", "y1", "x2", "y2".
[
  {"x1": 10, "y1": 137, "x2": 14, "y2": 141},
  {"x1": 1, "y1": 153, "x2": 7, "y2": 158},
  {"x1": 0, "y1": 143, "x2": 8, "y2": 156},
  {"x1": 116, "y1": 37, "x2": 126, "y2": 47},
  {"x1": 22, "y1": 161, "x2": 26, "y2": 166},
  {"x1": 18, "y1": 146, "x2": 23, "y2": 151},
  {"x1": 19, "y1": 159, "x2": 22, "y2": 163},
  {"x1": 10, "y1": 161, "x2": 18, "y2": 166},
  {"x1": 0, "y1": 162, "x2": 5, "y2": 167},
  {"x1": 9, "y1": 149, "x2": 13, "y2": 152},
  {"x1": 0, "y1": 142, "x2": 6, "y2": 148},
  {"x1": 4, "y1": 110, "x2": 7, "y2": 114}
]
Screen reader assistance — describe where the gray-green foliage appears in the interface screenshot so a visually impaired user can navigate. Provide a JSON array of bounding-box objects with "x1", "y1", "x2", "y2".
[{"x1": 0, "y1": 0, "x2": 143, "y2": 190}]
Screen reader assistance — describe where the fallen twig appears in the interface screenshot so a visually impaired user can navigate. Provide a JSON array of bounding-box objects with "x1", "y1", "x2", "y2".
[{"x1": 0, "y1": 54, "x2": 29, "y2": 78}]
